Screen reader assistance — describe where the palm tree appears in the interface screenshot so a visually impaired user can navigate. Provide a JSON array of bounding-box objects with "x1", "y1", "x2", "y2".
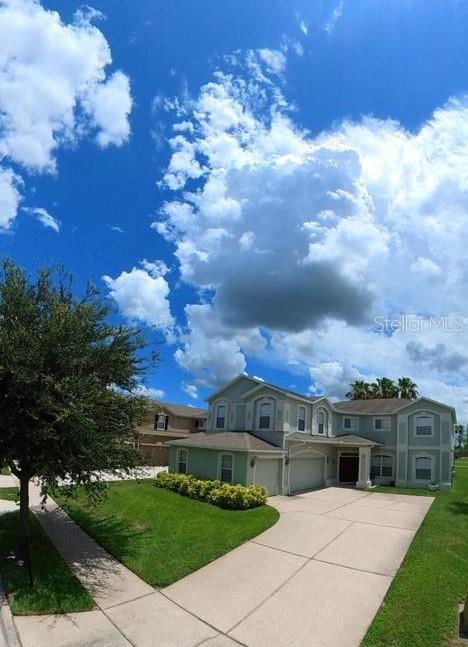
[
  {"x1": 397, "y1": 377, "x2": 419, "y2": 400},
  {"x1": 370, "y1": 377, "x2": 399, "y2": 399},
  {"x1": 346, "y1": 380, "x2": 371, "y2": 400}
]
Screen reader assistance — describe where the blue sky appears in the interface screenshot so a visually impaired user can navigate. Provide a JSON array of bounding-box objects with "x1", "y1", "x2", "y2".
[{"x1": 2, "y1": 0, "x2": 468, "y2": 419}]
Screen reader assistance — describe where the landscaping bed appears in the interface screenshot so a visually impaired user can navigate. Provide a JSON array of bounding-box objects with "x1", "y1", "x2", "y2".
[
  {"x1": 58, "y1": 479, "x2": 279, "y2": 587},
  {"x1": 362, "y1": 458, "x2": 468, "y2": 646},
  {"x1": 0, "y1": 511, "x2": 94, "y2": 615}
]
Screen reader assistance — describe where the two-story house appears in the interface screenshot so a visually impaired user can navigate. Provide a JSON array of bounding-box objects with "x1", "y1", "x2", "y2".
[
  {"x1": 134, "y1": 401, "x2": 207, "y2": 465},
  {"x1": 167, "y1": 374, "x2": 456, "y2": 494}
]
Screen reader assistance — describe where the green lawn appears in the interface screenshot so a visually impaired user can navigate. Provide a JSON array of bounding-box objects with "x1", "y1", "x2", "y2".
[
  {"x1": 0, "y1": 511, "x2": 94, "y2": 615},
  {"x1": 57, "y1": 479, "x2": 279, "y2": 587},
  {"x1": 363, "y1": 458, "x2": 468, "y2": 647},
  {"x1": 0, "y1": 487, "x2": 19, "y2": 501}
]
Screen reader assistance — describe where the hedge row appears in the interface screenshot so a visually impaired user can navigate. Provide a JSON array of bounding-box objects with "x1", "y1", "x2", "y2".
[{"x1": 154, "y1": 471, "x2": 268, "y2": 509}]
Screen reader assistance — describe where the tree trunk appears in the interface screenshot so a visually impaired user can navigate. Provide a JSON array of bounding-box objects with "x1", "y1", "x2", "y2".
[{"x1": 18, "y1": 475, "x2": 33, "y2": 586}]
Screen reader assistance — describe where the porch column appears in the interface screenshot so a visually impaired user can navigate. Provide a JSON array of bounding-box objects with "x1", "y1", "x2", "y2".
[{"x1": 356, "y1": 446, "x2": 372, "y2": 489}]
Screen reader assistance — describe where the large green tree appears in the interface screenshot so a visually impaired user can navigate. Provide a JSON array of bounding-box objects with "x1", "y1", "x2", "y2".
[
  {"x1": 397, "y1": 377, "x2": 419, "y2": 400},
  {"x1": 0, "y1": 261, "x2": 151, "y2": 568}
]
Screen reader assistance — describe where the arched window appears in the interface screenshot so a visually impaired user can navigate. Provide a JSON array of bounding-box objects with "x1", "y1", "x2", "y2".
[
  {"x1": 415, "y1": 456, "x2": 433, "y2": 480},
  {"x1": 371, "y1": 454, "x2": 393, "y2": 478},
  {"x1": 317, "y1": 409, "x2": 327, "y2": 435},
  {"x1": 177, "y1": 449, "x2": 188, "y2": 474},
  {"x1": 297, "y1": 406, "x2": 306, "y2": 432},
  {"x1": 216, "y1": 404, "x2": 226, "y2": 429},
  {"x1": 258, "y1": 401, "x2": 272, "y2": 429},
  {"x1": 415, "y1": 414, "x2": 434, "y2": 437},
  {"x1": 219, "y1": 454, "x2": 234, "y2": 483}
]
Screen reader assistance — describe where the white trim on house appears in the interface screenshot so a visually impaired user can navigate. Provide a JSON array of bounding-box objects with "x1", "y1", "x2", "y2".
[
  {"x1": 206, "y1": 374, "x2": 259, "y2": 402},
  {"x1": 370, "y1": 453, "x2": 394, "y2": 478},
  {"x1": 176, "y1": 447, "x2": 189, "y2": 474},
  {"x1": 255, "y1": 396, "x2": 276, "y2": 432},
  {"x1": 342, "y1": 416, "x2": 359, "y2": 432},
  {"x1": 373, "y1": 416, "x2": 390, "y2": 431},
  {"x1": 218, "y1": 452, "x2": 235, "y2": 483},
  {"x1": 412, "y1": 453, "x2": 435, "y2": 482},
  {"x1": 297, "y1": 405, "x2": 306, "y2": 432},
  {"x1": 214, "y1": 400, "x2": 228, "y2": 430},
  {"x1": 414, "y1": 413, "x2": 434, "y2": 438}
]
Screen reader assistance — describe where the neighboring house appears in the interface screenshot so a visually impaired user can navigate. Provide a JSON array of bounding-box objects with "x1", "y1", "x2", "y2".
[
  {"x1": 166, "y1": 374, "x2": 456, "y2": 494},
  {"x1": 134, "y1": 402, "x2": 207, "y2": 465}
]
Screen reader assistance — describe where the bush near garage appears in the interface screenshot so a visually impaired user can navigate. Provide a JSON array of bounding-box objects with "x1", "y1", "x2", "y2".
[{"x1": 154, "y1": 471, "x2": 268, "y2": 509}]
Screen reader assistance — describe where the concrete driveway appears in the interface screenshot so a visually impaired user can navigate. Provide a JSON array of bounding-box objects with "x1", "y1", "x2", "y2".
[
  {"x1": 13, "y1": 487, "x2": 433, "y2": 647},
  {"x1": 164, "y1": 487, "x2": 433, "y2": 647}
]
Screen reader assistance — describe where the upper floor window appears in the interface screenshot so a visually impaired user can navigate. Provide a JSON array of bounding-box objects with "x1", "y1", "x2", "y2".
[
  {"x1": 415, "y1": 456, "x2": 432, "y2": 480},
  {"x1": 155, "y1": 414, "x2": 167, "y2": 431},
  {"x1": 318, "y1": 410, "x2": 326, "y2": 435},
  {"x1": 259, "y1": 402, "x2": 271, "y2": 429},
  {"x1": 177, "y1": 448, "x2": 188, "y2": 474},
  {"x1": 216, "y1": 404, "x2": 226, "y2": 429},
  {"x1": 415, "y1": 414, "x2": 433, "y2": 437},
  {"x1": 371, "y1": 454, "x2": 393, "y2": 478},
  {"x1": 220, "y1": 454, "x2": 234, "y2": 483},
  {"x1": 343, "y1": 416, "x2": 358, "y2": 431},
  {"x1": 374, "y1": 417, "x2": 390, "y2": 431},
  {"x1": 298, "y1": 406, "x2": 306, "y2": 432}
]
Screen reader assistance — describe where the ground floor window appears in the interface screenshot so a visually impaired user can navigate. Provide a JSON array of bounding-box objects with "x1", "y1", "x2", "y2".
[
  {"x1": 220, "y1": 454, "x2": 234, "y2": 483},
  {"x1": 371, "y1": 454, "x2": 393, "y2": 478},
  {"x1": 415, "y1": 456, "x2": 433, "y2": 480},
  {"x1": 177, "y1": 448, "x2": 188, "y2": 474}
]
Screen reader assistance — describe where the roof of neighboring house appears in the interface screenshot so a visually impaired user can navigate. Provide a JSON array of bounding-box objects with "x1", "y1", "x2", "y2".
[
  {"x1": 157, "y1": 402, "x2": 207, "y2": 419},
  {"x1": 165, "y1": 432, "x2": 283, "y2": 453},
  {"x1": 287, "y1": 433, "x2": 381, "y2": 447},
  {"x1": 333, "y1": 398, "x2": 412, "y2": 414}
]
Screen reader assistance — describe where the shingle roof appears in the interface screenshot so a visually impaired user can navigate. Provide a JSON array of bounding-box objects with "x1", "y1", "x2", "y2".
[
  {"x1": 165, "y1": 432, "x2": 283, "y2": 452},
  {"x1": 158, "y1": 402, "x2": 207, "y2": 419},
  {"x1": 287, "y1": 433, "x2": 380, "y2": 447},
  {"x1": 333, "y1": 398, "x2": 411, "y2": 414}
]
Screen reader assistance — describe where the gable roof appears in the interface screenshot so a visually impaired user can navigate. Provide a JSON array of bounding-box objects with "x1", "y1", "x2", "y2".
[
  {"x1": 333, "y1": 396, "x2": 456, "y2": 418},
  {"x1": 158, "y1": 402, "x2": 207, "y2": 419},
  {"x1": 165, "y1": 431, "x2": 283, "y2": 453},
  {"x1": 207, "y1": 373, "x2": 327, "y2": 406},
  {"x1": 287, "y1": 432, "x2": 381, "y2": 447},
  {"x1": 333, "y1": 398, "x2": 411, "y2": 414}
]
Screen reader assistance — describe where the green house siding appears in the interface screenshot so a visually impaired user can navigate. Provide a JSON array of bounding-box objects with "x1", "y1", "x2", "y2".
[
  {"x1": 169, "y1": 446, "x2": 249, "y2": 485},
  {"x1": 408, "y1": 411, "x2": 441, "y2": 447},
  {"x1": 335, "y1": 414, "x2": 397, "y2": 445}
]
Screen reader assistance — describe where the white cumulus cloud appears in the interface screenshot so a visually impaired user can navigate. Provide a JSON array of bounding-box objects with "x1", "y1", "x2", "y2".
[
  {"x1": 103, "y1": 262, "x2": 173, "y2": 329},
  {"x1": 0, "y1": 0, "x2": 132, "y2": 228}
]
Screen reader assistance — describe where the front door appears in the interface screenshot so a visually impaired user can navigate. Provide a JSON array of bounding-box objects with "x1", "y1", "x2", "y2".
[{"x1": 339, "y1": 454, "x2": 359, "y2": 483}]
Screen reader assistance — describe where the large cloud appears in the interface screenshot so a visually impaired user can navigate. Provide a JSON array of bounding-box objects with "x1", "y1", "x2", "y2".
[
  {"x1": 103, "y1": 262, "x2": 174, "y2": 329},
  {"x1": 156, "y1": 50, "x2": 468, "y2": 418},
  {"x1": 0, "y1": 0, "x2": 132, "y2": 228}
]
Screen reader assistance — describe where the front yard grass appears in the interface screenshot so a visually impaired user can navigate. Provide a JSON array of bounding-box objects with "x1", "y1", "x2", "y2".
[
  {"x1": 0, "y1": 487, "x2": 19, "y2": 501},
  {"x1": 362, "y1": 458, "x2": 468, "y2": 646},
  {"x1": 0, "y1": 511, "x2": 94, "y2": 615},
  {"x1": 57, "y1": 479, "x2": 279, "y2": 587}
]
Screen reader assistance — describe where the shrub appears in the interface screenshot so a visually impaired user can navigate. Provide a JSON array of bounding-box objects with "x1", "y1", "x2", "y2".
[{"x1": 154, "y1": 472, "x2": 268, "y2": 509}]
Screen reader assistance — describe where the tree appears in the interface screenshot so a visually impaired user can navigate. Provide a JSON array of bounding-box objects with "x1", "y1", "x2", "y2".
[
  {"x1": 346, "y1": 380, "x2": 371, "y2": 400},
  {"x1": 369, "y1": 377, "x2": 399, "y2": 399},
  {"x1": 455, "y1": 424, "x2": 466, "y2": 457},
  {"x1": 397, "y1": 377, "x2": 419, "y2": 400},
  {"x1": 0, "y1": 261, "x2": 152, "y2": 575}
]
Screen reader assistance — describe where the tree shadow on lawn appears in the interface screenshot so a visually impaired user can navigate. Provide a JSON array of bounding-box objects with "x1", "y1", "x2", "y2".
[
  {"x1": 34, "y1": 503, "x2": 145, "y2": 601},
  {"x1": 446, "y1": 500, "x2": 468, "y2": 516}
]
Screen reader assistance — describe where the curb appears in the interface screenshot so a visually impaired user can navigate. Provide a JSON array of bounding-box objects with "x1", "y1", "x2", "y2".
[{"x1": 0, "y1": 576, "x2": 21, "y2": 647}]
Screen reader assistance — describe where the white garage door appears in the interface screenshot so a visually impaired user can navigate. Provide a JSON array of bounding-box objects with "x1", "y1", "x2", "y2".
[
  {"x1": 290, "y1": 457, "x2": 324, "y2": 493},
  {"x1": 254, "y1": 459, "x2": 281, "y2": 496}
]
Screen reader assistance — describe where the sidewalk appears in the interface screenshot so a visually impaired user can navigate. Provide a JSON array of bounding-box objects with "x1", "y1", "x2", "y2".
[{"x1": 13, "y1": 482, "x2": 226, "y2": 647}]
